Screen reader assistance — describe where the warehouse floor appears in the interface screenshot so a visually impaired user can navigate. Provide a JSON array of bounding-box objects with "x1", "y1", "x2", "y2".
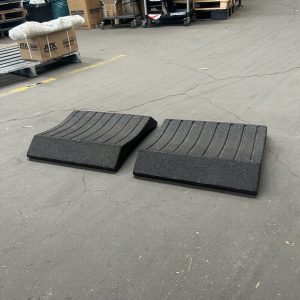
[{"x1": 1, "y1": 0, "x2": 300, "y2": 299}]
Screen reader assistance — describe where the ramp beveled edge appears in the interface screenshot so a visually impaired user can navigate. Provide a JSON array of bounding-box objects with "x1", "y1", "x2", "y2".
[
  {"x1": 27, "y1": 111, "x2": 157, "y2": 172},
  {"x1": 133, "y1": 119, "x2": 267, "y2": 195}
]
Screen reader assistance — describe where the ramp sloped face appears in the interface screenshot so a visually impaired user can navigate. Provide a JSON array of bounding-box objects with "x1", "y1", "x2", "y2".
[
  {"x1": 27, "y1": 111, "x2": 157, "y2": 172},
  {"x1": 133, "y1": 119, "x2": 267, "y2": 195}
]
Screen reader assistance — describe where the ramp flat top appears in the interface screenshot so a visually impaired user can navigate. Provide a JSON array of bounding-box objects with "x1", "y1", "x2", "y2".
[
  {"x1": 27, "y1": 111, "x2": 157, "y2": 171},
  {"x1": 133, "y1": 119, "x2": 267, "y2": 195}
]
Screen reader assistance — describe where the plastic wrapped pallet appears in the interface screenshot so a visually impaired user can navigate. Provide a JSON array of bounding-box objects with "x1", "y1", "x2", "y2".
[{"x1": 9, "y1": 15, "x2": 84, "y2": 41}]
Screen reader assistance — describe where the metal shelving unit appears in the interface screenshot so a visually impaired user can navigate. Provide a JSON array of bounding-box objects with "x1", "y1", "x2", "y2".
[{"x1": 142, "y1": 0, "x2": 194, "y2": 26}]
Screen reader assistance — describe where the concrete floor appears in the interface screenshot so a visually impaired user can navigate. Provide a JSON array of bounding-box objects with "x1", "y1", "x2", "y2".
[{"x1": 1, "y1": 0, "x2": 300, "y2": 299}]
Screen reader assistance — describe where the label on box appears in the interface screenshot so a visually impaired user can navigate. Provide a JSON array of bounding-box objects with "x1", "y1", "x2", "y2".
[
  {"x1": 63, "y1": 37, "x2": 76, "y2": 48},
  {"x1": 89, "y1": 8, "x2": 101, "y2": 14},
  {"x1": 19, "y1": 42, "x2": 38, "y2": 51},
  {"x1": 44, "y1": 42, "x2": 58, "y2": 53},
  {"x1": 70, "y1": 10, "x2": 84, "y2": 16}
]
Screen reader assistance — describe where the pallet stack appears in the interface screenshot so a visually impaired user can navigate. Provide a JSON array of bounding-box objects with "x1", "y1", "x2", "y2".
[
  {"x1": 0, "y1": 0, "x2": 26, "y2": 39},
  {"x1": 194, "y1": 0, "x2": 235, "y2": 19},
  {"x1": 174, "y1": 0, "x2": 236, "y2": 20}
]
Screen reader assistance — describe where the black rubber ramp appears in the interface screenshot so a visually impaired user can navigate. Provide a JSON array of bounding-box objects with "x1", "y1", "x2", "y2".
[
  {"x1": 27, "y1": 111, "x2": 157, "y2": 171},
  {"x1": 133, "y1": 119, "x2": 267, "y2": 195}
]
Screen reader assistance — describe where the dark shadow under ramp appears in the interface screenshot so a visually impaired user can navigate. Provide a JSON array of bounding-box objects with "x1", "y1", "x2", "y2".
[
  {"x1": 27, "y1": 111, "x2": 157, "y2": 172},
  {"x1": 133, "y1": 119, "x2": 267, "y2": 195}
]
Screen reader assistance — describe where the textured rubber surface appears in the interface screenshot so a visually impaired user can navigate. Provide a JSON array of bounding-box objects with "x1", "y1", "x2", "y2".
[
  {"x1": 133, "y1": 119, "x2": 267, "y2": 195},
  {"x1": 211, "y1": 9, "x2": 229, "y2": 20},
  {"x1": 27, "y1": 111, "x2": 157, "y2": 171}
]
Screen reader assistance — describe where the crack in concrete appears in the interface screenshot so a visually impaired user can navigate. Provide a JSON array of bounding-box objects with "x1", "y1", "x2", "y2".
[
  {"x1": 200, "y1": 96, "x2": 248, "y2": 123},
  {"x1": 77, "y1": 172, "x2": 116, "y2": 204},
  {"x1": 215, "y1": 66, "x2": 300, "y2": 81},
  {"x1": 113, "y1": 86, "x2": 248, "y2": 125},
  {"x1": 0, "y1": 109, "x2": 72, "y2": 125},
  {"x1": 115, "y1": 85, "x2": 199, "y2": 112},
  {"x1": 166, "y1": 61, "x2": 219, "y2": 81},
  {"x1": 1, "y1": 66, "x2": 298, "y2": 124},
  {"x1": 0, "y1": 173, "x2": 26, "y2": 182},
  {"x1": 168, "y1": 61, "x2": 300, "y2": 82},
  {"x1": 82, "y1": 171, "x2": 88, "y2": 193},
  {"x1": 265, "y1": 148, "x2": 300, "y2": 181},
  {"x1": 59, "y1": 201, "x2": 70, "y2": 218},
  {"x1": 112, "y1": 65, "x2": 300, "y2": 113},
  {"x1": 165, "y1": 255, "x2": 193, "y2": 300}
]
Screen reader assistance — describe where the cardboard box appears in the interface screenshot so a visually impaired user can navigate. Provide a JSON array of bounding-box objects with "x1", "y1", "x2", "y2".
[
  {"x1": 18, "y1": 28, "x2": 79, "y2": 62},
  {"x1": 101, "y1": 0, "x2": 122, "y2": 17},
  {"x1": 101, "y1": 0, "x2": 141, "y2": 18},
  {"x1": 122, "y1": 0, "x2": 140, "y2": 15},
  {"x1": 67, "y1": 0, "x2": 102, "y2": 29}
]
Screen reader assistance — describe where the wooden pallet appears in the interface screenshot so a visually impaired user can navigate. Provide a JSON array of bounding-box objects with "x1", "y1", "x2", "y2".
[
  {"x1": 0, "y1": 18, "x2": 25, "y2": 39},
  {"x1": 0, "y1": 1, "x2": 24, "y2": 22},
  {"x1": 191, "y1": 0, "x2": 235, "y2": 19},
  {"x1": 0, "y1": 8, "x2": 25, "y2": 21},
  {"x1": 173, "y1": 0, "x2": 193, "y2": 3},
  {"x1": 0, "y1": 0, "x2": 25, "y2": 38},
  {"x1": 0, "y1": 0, "x2": 22, "y2": 10},
  {"x1": 193, "y1": 0, "x2": 232, "y2": 10},
  {"x1": 174, "y1": 0, "x2": 236, "y2": 10}
]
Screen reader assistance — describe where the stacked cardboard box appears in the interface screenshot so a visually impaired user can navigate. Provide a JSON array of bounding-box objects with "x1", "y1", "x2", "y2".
[
  {"x1": 67, "y1": 0, "x2": 102, "y2": 29},
  {"x1": 122, "y1": 0, "x2": 140, "y2": 15},
  {"x1": 101, "y1": 0, "x2": 122, "y2": 17},
  {"x1": 67, "y1": 0, "x2": 140, "y2": 27},
  {"x1": 101, "y1": 0, "x2": 140, "y2": 18},
  {"x1": 18, "y1": 28, "x2": 79, "y2": 62}
]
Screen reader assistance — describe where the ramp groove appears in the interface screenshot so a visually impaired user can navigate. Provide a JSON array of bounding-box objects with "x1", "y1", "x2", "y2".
[
  {"x1": 133, "y1": 119, "x2": 267, "y2": 195},
  {"x1": 27, "y1": 111, "x2": 157, "y2": 172}
]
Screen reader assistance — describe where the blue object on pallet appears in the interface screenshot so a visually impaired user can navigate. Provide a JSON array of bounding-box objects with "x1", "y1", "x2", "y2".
[{"x1": 51, "y1": 0, "x2": 69, "y2": 19}]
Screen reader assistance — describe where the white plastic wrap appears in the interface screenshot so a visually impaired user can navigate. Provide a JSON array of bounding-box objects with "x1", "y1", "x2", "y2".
[
  {"x1": 29, "y1": 0, "x2": 47, "y2": 4},
  {"x1": 9, "y1": 16, "x2": 85, "y2": 41}
]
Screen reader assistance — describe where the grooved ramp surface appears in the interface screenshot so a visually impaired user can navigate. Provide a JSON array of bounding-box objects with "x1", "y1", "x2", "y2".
[
  {"x1": 133, "y1": 119, "x2": 267, "y2": 195},
  {"x1": 27, "y1": 111, "x2": 157, "y2": 171}
]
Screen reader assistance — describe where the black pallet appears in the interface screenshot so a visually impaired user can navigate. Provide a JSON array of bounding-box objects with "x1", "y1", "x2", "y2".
[
  {"x1": 134, "y1": 119, "x2": 267, "y2": 195},
  {"x1": 27, "y1": 111, "x2": 157, "y2": 172},
  {"x1": 196, "y1": 9, "x2": 231, "y2": 20}
]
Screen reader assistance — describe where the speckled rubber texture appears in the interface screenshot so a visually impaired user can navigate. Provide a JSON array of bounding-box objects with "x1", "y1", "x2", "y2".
[
  {"x1": 27, "y1": 111, "x2": 157, "y2": 172},
  {"x1": 133, "y1": 119, "x2": 267, "y2": 195}
]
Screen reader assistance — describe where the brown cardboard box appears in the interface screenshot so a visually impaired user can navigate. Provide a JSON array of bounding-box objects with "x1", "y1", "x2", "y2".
[
  {"x1": 122, "y1": 0, "x2": 140, "y2": 15},
  {"x1": 101, "y1": 0, "x2": 122, "y2": 17},
  {"x1": 18, "y1": 28, "x2": 79, "y2": 62},
  {"x1": 67, "y1": 0, "x2": 102, "y2": 29}
]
